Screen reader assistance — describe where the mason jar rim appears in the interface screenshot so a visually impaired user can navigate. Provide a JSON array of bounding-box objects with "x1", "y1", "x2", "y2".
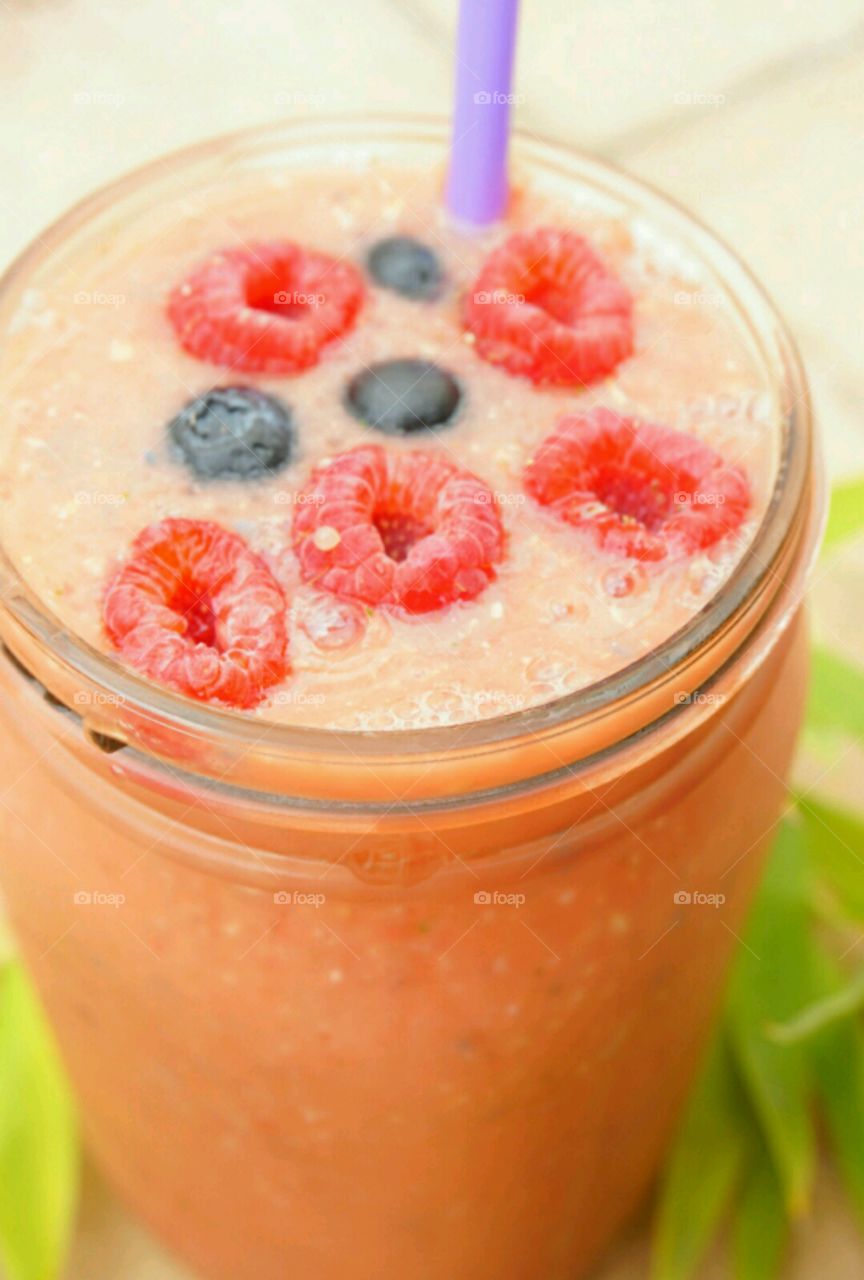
[{"x1": 0, "y1": 113, "x2": 815, "y2": 792}]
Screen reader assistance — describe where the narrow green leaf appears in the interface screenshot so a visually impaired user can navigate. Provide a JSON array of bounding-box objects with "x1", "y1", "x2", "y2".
[
  {"x1": 0, "y1": 963, "x2": 79, "y2": 1280},
  {"x1": 798, "y1": 796, "x2": 864, "y2": 922},
  {"x1": 732, "y1": 1140, "x2": 788, "y2": 1280},
  {"x1": 806, "y1": 646, "x2": 864, "y2": 743},
  {"x1": 651, "y1": 1031, "x2": 749, "y2": 1280},
  {"x1": 769, "y1": 967, "x2": 864, "y2": 1044},
  {"x1": 807, "y1": 946, "x2": 864, "y2": 1226},
  {"x1": 726, "y1": 820, "x2": 815, "y2": 1216},
  {"x1": 822, "y1": 478, "x2": 864, "y2": 554}
]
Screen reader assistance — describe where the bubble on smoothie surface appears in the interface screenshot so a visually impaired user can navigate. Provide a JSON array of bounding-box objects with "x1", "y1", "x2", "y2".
[{"x1": 298, "y1": 594, "x2": 367, "y2": 651}]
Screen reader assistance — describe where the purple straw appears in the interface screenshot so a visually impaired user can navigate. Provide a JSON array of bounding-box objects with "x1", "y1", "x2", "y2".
[{"x1": 446, "y1": 0, "x2": 522, "y2": 227}]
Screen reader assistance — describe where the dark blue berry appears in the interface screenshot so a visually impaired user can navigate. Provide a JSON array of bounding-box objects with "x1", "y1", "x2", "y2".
[
  {"x1": 169, "y1": 386, "x2": 296, "y2": 480},
  {"x1": 345, "y1": 360, "x2": 462, "y2": 436},
  {"x1": 366, "y1": 236, "x2": 445, "y2": 301}
]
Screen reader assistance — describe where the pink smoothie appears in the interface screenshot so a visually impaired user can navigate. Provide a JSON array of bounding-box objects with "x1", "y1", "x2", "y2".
[
  {"x1": 0, "y1": 163, "x2": 777, "y2": 728},
  {"x1": 0, "y1": 124, "x2": 818, "y2": 1280}
]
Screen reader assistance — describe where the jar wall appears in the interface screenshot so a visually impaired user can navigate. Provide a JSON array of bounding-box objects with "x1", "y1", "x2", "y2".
[{"x1": 0, "y1": 609, "x2": 809, "y2": 1280}]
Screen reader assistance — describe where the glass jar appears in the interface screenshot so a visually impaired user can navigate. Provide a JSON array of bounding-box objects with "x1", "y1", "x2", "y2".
[{"x1": 0, "y1": 117, "x2": 822, "y2": 1280}]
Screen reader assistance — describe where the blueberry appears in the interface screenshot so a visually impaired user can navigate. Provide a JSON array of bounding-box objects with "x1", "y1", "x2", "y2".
[
  {"x1": 345, "y1": 360, "x2": 462, "y2": 436},
  {"x1": 168, "y1": 386, "x2": 296, "y2": 480},
  {"x1": 366, "y1": 236, "x2": 445, "y2": 301}
]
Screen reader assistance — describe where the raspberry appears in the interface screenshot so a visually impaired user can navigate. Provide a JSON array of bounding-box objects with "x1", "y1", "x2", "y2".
[
  {"x1": 167, "y1": 242, "x2": 364, "y2": 374},
  {"x1": 292, "y1": 446, "x2": 505, "y2": 614},
  {"x1": 524, "y1": 409, "x2": 751, "y2": 561},
  {"x1": 103, "y1": 519, "x2": 289, "y2": 708},
  {"x1": 464, "y1": 227, "x2": 633, "y2": 387}
]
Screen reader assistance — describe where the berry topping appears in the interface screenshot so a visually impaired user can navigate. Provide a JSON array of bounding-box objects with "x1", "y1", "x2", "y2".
[
  {"x1": 464, "y1": 227, "x2": 633, "y2": 386},
  {"x1": 292, "y1": 446, "x2": 504, "y2": 614},
  {"x1": 103, "y1": 518, "x2": 289, "y2": 708},
  {"x1": 366, "y1": 236, "x2": 445, "y2": 300},
  {"x1": 345, "y1": 359, "x2": 462, "y2": 435},
  {"x1": 167, "y1": 242, "x2": 364, "y2": 374},
  {"x1": 168, "y1": 386, "x2": 297, "y2": 481},
  {"x1": 524, "y1": 408, "x2": 751, "y2": 561}
]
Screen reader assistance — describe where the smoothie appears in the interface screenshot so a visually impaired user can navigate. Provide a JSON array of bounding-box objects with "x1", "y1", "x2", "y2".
[
  {"x1": 0, "y1": 120, "x2": 818, "y2": 1280},
  {"x1": 0, "y1": 153, "x2": 776, "y2": 729}
]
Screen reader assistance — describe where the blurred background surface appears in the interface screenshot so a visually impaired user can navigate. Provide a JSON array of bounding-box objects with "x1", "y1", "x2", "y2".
[{"x1": 3, "y1": 0, "x2": 863, "y2": 1275}]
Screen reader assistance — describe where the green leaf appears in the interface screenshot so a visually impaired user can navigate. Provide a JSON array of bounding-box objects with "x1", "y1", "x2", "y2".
[
  {"x1": 651, "y1": 1031, "x2": 749, "y2": 1280},
  {"x1": 806, "y1": 646, "x2": 864, "y2": 743},
  {"x1": 822, "y1": 477, "x2": 864, "y2": 554},
  {"x1": 798, "y1": 796, "x2": 864, "y2": 922},
  {"x1": 732, "y1": 1140, "x2": 788, "y2": 1280},
  {"x1": 806, "y1": 946, "x2": 864, "y2": 1226},
  {"x1": 769, "y1": 967, "x2": 864, "y2": 1044},
  {"x1": 726, "y1": 820, "x2": 815, "y2": 1216},
  {"x1": 0, "y1": 963, "x2": 79, "y2": 1280}
]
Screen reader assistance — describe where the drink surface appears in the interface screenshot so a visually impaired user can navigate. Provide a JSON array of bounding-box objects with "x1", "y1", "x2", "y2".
[{"x1": 0, "y1": 163, "x2": 778, "y2": 729}]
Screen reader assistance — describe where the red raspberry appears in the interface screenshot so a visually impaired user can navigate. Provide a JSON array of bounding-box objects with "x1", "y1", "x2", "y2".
[
  {"x1": 524, "y1": 409, "x2": 751, "y2": 561},
  {"x1": 103, "y1": 519, "x2": 289, "y2": 708},
  {"x1": 292, "y1": 446, "x2": 505, "y2": 614},
  {"x1": 464, "y1": 227, "x2": 633, "y2": 387},
  {"x1": 167, "y1": 242, "x2": 364, "y2": 374}
]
